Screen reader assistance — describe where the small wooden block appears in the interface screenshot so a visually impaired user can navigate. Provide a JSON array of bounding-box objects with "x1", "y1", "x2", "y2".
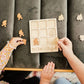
[
  {"x1": 58, "y1": 14, "x2": 64, "y2": 21},
  {"x1": 33, "y1": 38, "x2": 39, "y2": 45},
  {"x1": 1, "y1": 20, "x2": 7, "y2": 27},
  {"x1": 23, "y1": 39, "x2": 26, "y2": 45},
  {"x1": 79, "y1": 35, "x2": 84, "y2": 41},
  {"x1": 17, "y1": 13, "x2": 23, "y2": 20},
  {"x1": 77, "y1": 14, "x2": 83, "y2": 21},
  {"x1": 19, "y1": 29, "x2": 24, "y2": 37}
]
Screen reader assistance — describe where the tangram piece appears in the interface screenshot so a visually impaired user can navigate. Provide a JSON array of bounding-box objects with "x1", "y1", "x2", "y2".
[
  {"x1": 79, "y1": 35, "x2": 84, "y2": 41},
  {"x1": 58, "y1": 14, "x2": 64, "y2": 21},
  {"x1": 19, "y1": 29, "x2": 24, "y2": 37},
  {"x1": 33, "y1": 38, "x2": 39, "y2": 45},
  {"x1": 29, "y1": 18, "x2": 58, "y2": 53},
  {"x1": 1, "y1": 20, "x2": 7, "y2": 27},
  {"x1": 77, "y1": 14, "x2": 83, "y2": 21},
  {"x1": 17, "y1": 13, "x2": 23, "y2": 20},
  {"x1": 23, "y1": 39, "x2": 26, "y2": 45}
]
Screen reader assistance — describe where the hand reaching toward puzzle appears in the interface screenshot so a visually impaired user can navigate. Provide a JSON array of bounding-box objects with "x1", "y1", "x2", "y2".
[
  {"x1": 9, "y1": 37, "x2": 26, "y2": 49},
  {"x1": 0, "y1": 37, "x2": 26, "y2": 74},
  {"x1": 58, "y1": 37, "x2": 74, "y2": 58},
  {"x1": 40, "y1": 62, "x2": 55, "y2": 84}
]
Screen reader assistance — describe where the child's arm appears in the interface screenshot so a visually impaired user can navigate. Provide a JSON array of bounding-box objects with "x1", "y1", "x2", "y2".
[
  {"x1": 0, "y1": 37, "x2": 25, "y2": 74},
  {"x1": 58, "y1": 37, "x2": 84, "y2": 84}
]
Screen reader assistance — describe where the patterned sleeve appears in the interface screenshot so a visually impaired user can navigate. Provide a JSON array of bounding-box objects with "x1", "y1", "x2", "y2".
[{"x1": 0, "y1": 41, "x2": 14, "y2": 74}]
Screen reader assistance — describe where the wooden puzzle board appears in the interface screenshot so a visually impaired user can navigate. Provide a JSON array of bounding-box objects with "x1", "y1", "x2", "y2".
[{"x1": 29, "y1": 18, "x2": 58, "y2": 53}]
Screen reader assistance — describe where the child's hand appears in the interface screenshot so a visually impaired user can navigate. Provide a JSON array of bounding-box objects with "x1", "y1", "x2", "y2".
[
  {"x1": 40, "y1": 62, "x2": 55, "y2": 83},
  {"x1": 9, "y1": 37, "x2": 25, "y2": 49},
  {"x1": 58, "y1": 37, "x2": 74, "y2": 58}
]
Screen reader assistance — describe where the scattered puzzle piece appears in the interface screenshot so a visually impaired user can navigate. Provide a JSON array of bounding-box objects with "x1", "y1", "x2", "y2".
[
  {"x1": 19, "y1": 29, "x2": 24, "y2": 37},
  {"x1": 1, "y1": 20, "x2": 7, "y2": 27},
  {"x1": 33, "y1": 38, "x2": 39, "y2": 45},
  {"x1": 23, "y1": 39, "x2": 26, "y2": 45},
  {"x1": 79, "y1": 35, "x2": 84, "y2": 41},
  {"x1": 17, "y1": 13, "x2": 23, "y2": 20},
  {"x1": 77, "y1": 14, "x2": 83, "y2": 21},
  {"x1": 58, "y1": 14, "x2": 64, "y2": 21}
]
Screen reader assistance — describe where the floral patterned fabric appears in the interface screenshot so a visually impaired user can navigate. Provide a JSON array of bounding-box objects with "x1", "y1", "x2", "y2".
[{"x1": 0, "y1": 42, "x2": 14, "y2": 74}]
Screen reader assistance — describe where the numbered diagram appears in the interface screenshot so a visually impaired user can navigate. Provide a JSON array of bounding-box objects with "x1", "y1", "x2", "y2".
[{"x1": 29, "y1": 18, "x2": 58, "y2": 53}]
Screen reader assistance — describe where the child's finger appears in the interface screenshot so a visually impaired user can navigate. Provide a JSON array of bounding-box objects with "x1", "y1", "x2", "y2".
[
  {"x1": 51, "y1": 62, "x2": 55, "y2": 73},
  {"x1": 45, "y1": 65, "x2": 48, "y2": 73},
  {"x1": 58, "y1": 41, "x2": 66, "y2": 50},
  {"x1": 43, "y1": 65, "x2": 47, "y2": 73},
  {"x1": 58, "y1": 44, "x2": 62, "y2": 51},
  {"x1": 42, "y1": 65, "x2": 46, "y2": 73},
  {"x1": 58, "y1": 46, "x2": 62, "y2": 51},
  {"x1": 48, "y1": 62, "x2": 52, "y2": 73},
  {"x1": 19, "y1": 42, "x2": 25, "y2": 45},
  {"x1": 16, "y1": 39, "x2": 26, "y2": 45},
  {"x1": 14, "y1": 37, "x2": 23, "y2": 41}
]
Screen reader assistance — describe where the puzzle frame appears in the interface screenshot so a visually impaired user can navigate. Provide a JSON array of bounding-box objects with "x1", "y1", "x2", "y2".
[{"x1": 29, "y1": 18, "x2": 58, "y2": 53}]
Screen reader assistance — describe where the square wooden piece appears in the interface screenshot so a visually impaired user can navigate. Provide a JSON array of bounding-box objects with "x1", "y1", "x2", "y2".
[{"x1": 29, "y1": 18, "x2": 58, "y2": 53}]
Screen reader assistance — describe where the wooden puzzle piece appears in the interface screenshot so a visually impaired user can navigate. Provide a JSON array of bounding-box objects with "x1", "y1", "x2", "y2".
[
  {"x1": 79, "y1": 35, "x2": 84, "y2": 41},
  {"x1": 23, "y1": 39, "x2": 26, "y2": 45},
  {"x1": 17, "y1": 13, "x2": 23, "y2": 20},
  {"x1": 77, "y1": 14, "x2": 83, "y2": 21},
  {"x1": 1, "y1": 20, "x2": 7, "y2": 27},
  {"x1": 19, "y1": 29, "x2": 24, "y2": 37},
  {"x1": 58, "y1": 14, "x2": 64, "y2": 21},
  {"x1": 33, "y1": 38, "x2": 39, "y2": 45}
]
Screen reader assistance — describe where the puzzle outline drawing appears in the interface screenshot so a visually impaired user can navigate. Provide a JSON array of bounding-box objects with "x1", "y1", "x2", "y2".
[{"x1": 29, "y1": 18, "x2": 58, "y2": 53}]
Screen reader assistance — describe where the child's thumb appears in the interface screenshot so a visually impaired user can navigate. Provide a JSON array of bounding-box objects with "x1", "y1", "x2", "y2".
[{"x1": 58, "y1": 41, "x2": 65, "y2": 49}]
